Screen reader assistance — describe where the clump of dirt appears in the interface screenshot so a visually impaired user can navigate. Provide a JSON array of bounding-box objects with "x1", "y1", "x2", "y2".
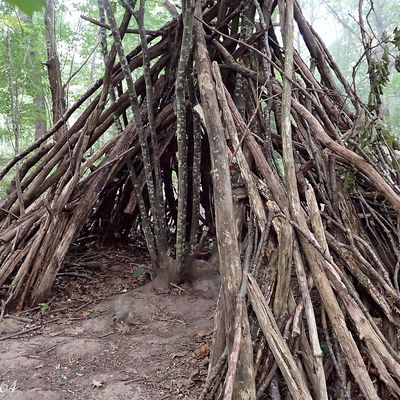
[{"x1": 0, "y1": 242, "x2": 217, "y2": 400}]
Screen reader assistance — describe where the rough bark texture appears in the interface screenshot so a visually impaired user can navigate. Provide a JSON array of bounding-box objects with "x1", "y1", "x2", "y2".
[
  {"x1": 194, "y1": 5, "x2": 256, "y2": 397},
  {"x1": 44, "y1": 0, "x2": 66, "y2": 140}
]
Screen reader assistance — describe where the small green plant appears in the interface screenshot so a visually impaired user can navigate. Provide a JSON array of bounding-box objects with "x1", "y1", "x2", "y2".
[
  {"x1": 39, "y1": 302, "x2": 50, "y2": 315},
  {"x1": 132, "y1": 265, "x2": 147, "y2": 283},
  {"x1": 320, "y1": 342, "x2": 329, "y2": 355},
  {"x1": 344, "y1": 171, "x2": 356, "y2": 191},
  {"x1": 58, "y1": 377, "x2": 69, "y2": 386},
  {"x1": 90, "y1": 310, "x2": 101, "y2": 319},
  {"x1": 132, "y1": 265, "x2": 154, "y2": 283}
]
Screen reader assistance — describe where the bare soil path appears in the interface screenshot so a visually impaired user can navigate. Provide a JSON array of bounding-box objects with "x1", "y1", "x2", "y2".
[{"x1": 0, "y1": 242, "x2": 215, "y2": 400}]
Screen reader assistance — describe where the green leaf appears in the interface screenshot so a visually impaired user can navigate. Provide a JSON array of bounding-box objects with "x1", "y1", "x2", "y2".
[
  {"x1": 4, "y1": 0, "x2": 45, "y2": 18},
  {"x1": 90, "y1": 309, "x2": 101, "y2": 319},
  {"x1": 132, "y1": 266, "x2": 145, "y2": 279},
  {"x1": 320, "y1": 342, "x2": 329, "y2": 355},
  {"x1": 58, "y1": 377, "x2": 69, "y2": 386},
  {"x1": 40, "y1": 302, "x2": 50, "y2": 315},
  {"x1": 344, "y1": 171, "x2": 356, "y2": 190}
]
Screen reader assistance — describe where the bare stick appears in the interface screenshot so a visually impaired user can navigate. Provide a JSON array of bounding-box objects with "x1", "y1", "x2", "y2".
[
  {"x1": 223, "y1": 215, "x2": 254, "y2": 399},
  {"x1": 103, "y1": 0, "x2": 161, "y2": 262},
  {"x1": 173, "y1": 0, "x2": 195, "y2": 271},
  {"x1": 81, "y1": 14, "x2": 160, "y2": 36}
]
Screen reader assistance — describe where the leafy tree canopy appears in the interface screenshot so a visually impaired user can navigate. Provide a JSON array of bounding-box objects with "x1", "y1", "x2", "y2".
[{"x1": 4, "y1": 0, "x2": 45, "y2": 17}]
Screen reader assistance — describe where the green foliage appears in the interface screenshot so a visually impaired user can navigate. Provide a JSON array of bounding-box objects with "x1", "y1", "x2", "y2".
[
  {"x1": 132, "y1": 266, "x2": 146, "y2": 278},
  {"x1": 3, "y1": 0, "x2": 45, "y2": 17},
  {"x1": 392, "y1": 156, "x2": 400, "y2": 171},
  {"x1": 393, "y1": 27, "x2": 400, "y2": 49},
  {"x1": 58, "y1": 377, "x2": 69, "y2": 386},
  {"x1": 132, "y1": 265, "x2": 148, "y2": 283},
  {"x1": 320, "y1": 342, "x2": 329, "y2": 355},
  {"x1": 299, "y1": 0, "x2": 400, "y2": 136},
  {"x1": 0, "y1": 7, "x2": 48, "y2": 155},
  {"x1": 392, "y1": 28, "x2": 400, "y2": 73},
  {"x1": 39, "y1": 301, "x2": 50, "y2": 314},
  {"x1": 90, "y1": 309, "x2": 101, "y2": 318},
  {"x1": 367, "y1": 40, "x2": 396, "y2": 113},
  {"x1": 344, "y1": 171, "x2": 356, "y2": 191},
  {"x1": 0, "y1": 0, "x2": 171, "y2": 161}
]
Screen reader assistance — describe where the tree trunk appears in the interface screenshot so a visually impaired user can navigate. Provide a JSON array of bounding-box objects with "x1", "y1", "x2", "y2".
[
  {"x1": 44, "y1": 0, "x2": 66, "y2": 140},
  {"x1": 34, "y1": 95, "x2": 47, "y2": 140},
  {"x1": 6, "y1": 30, "x2": 20, "y2": 154}
]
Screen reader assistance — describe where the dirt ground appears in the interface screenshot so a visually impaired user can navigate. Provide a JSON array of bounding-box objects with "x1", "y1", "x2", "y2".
[{"x1": 0, "y1": 241, "x2": 216, "y2": 400}]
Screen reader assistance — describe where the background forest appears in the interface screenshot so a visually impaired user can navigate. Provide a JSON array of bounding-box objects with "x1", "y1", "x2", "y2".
[
  {"x1": 0, "y1": 0, "x2": 173, "y2": 192},
  {"x1": 0, "y1": 0, "x2": 399, "y2": 178}
]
